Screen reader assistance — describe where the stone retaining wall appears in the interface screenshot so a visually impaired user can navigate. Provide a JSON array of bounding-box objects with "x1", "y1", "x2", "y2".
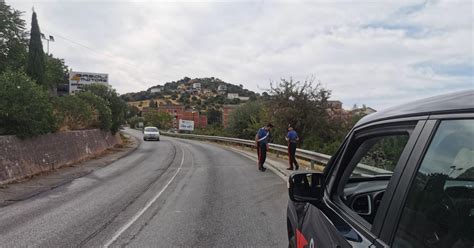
[{"x1": 0, "y1": 129, "x2": 121, "y2": 184}]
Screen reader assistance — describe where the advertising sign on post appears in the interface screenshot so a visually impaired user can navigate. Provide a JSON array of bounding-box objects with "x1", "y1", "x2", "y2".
[
  {"x1": 69, "y1": 71, "x2": 109, "y2": 95},
  {"x1": 178, "y1": 119, "x2": 194, "y2": 131}
]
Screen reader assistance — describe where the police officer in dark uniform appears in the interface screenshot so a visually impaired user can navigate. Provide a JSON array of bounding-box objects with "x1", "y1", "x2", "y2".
[
  {"x1": 255, "y1": 123, "x2": 274, "y2": 171},
  {"x1": 286, "y1": 124, "x2": 299, "y2": 170}
]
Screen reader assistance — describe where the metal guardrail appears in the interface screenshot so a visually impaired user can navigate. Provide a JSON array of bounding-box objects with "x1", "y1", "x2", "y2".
[
  {"x1": 162, "y1": 132, "x2": 330, "y2": 170},
  {"x1": 162, "y1": 132, "x2": 393, "y2": 175}
]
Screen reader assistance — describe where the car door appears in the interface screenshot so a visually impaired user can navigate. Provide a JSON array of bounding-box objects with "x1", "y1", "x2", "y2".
[
  {"x1": 378, "y1": 114, "x2": 474, "y2": 247},
  {"x1": 297, "y1": 118, "x2": 426, "y2": 248}
]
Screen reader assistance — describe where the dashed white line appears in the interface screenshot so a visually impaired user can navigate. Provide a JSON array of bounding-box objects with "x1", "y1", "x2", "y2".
[{"x1": 103, "y1": 146, "x2": 185, "y2": 247}]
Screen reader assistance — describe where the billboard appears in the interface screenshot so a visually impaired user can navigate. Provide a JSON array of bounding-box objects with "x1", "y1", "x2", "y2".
[
  {"x1": 69, "y1": 71, "x2": 108, "y2": 95},
  {"x1": 178, "y1": 119, "x2": 194, "y2": 131}
]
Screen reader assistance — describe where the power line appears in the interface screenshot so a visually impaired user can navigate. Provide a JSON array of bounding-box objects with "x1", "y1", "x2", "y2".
[{"x1": 41, "y1": 28, "x2": 158, "y2": 78}]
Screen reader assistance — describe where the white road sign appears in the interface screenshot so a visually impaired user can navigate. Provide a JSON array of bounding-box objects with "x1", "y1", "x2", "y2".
[{"x1": 178, "y1": 119, "x2": 194, "y2": 131}]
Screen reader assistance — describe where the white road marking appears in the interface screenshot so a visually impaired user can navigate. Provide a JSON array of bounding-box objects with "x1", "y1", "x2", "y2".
[{"x1": 103, "y1": 146, "x2": 185, "y2": 247}]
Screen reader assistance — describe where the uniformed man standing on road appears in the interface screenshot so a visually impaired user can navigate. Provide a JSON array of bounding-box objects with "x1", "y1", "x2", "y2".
[
  {"x1": 255, "y1": 123, "x2": 274, "y2": 172},
  {"x1": 286, "y1": 124, "x2": 299, "y2": 170}
]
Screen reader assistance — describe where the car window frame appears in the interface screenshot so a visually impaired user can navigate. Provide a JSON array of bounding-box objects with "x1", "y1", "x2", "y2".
[
  {"x1": 379, "y1": 113, "x2": 474, "y2": 245},
  {"x1": 323, "y1": 118, "x2": 426, "y2": 244}
]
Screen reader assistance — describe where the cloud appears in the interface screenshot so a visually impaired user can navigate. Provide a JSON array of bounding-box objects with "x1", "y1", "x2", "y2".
[{"x1": 8, "y1": 0, "x2": 473, "y2": 109}]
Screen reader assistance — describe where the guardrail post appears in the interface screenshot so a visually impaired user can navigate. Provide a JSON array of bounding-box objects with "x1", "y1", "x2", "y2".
[{"x1": 310, "y1": 160, "x2": 315, "y2": 170}]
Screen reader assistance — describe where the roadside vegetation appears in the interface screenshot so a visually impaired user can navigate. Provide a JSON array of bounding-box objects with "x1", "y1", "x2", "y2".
[
  {"x1": 196, "y1": 78, "x2": 364, "y2": 155},
  {"x1": 0, "y1": 2, "x2": 127, "y2": 138},
  {"x1": 143, "y1": 111, "x2": 173, "y2": 130}
]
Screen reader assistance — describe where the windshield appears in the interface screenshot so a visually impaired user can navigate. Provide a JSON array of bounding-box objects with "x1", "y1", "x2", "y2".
[{"x1": 145, "y1": 127, "x2": 158, "y2": 132}]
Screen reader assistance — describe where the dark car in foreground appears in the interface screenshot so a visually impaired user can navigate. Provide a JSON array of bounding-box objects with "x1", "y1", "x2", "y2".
[{"x1": 287, "y1": 90, "x2": 474, "y2": 248}]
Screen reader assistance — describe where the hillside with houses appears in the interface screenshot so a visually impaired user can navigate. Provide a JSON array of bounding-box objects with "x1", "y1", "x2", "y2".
[
  {"x1": 121, "y1": 77, "x2": 376, "y2": 131},
  {"x1": 121, "y1": 77, "x2": 262, "y2": 128},
  {"x1": 121, "y1": 77, "x2": 258, "y2": 112}
]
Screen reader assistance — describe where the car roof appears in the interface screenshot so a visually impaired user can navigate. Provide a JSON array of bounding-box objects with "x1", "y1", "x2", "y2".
[{"x1": 356, "y1": 90, "x2": 474, "y2": 127}]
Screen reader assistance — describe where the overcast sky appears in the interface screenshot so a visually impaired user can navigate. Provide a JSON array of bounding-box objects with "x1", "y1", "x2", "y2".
[{"x1": 8, "y1": 0, "x2": 473, "y2": 109}]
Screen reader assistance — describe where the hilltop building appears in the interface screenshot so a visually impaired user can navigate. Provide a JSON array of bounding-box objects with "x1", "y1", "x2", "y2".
[
  {"x1": 352, "y1": 107, "x2": 376, "y2": 116},
  {"x1": 326, "y1": 100, "x2": 352, "y2": 122},
  {"x1": 227, "y1": 93, "x2": 239, "y2": 99},
  {"x1": 227, "y1": 93, "x2": 249, "y2": 101},
  {"x1": 149, "y1": 86, "x2": 163, "y2": 93},
  {"x1": 192, "y1": 82, "x2": 201, "y2": 90},
  {"x1": 202, "y1": 89, "x2": 214, "y2": 97},
  {"x1": 217, "y1": 85, "x2": 227, "y2": 94}
]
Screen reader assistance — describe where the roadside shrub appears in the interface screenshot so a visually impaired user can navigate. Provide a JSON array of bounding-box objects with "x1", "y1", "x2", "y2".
[
  {"x1": 128, "y1": 116, "x2": 145, "y2": 128},
  {"x1": 193, "y1": 124, "x2": 228, "y2": 136},
  {"x1": 144, "y1": 111, "x2": 173, "y2": 129},
  {"x1": 226, "y1": 101, "x2": 266, "y2": 139},
  {"x1": 82, "y1": 83, "x2": 127, "y2": 134},
  {"x1": 53, "y1": 95, "x2": 95, "y2": 131},
  {"x1": 0, "y1": 71, "x2": 56, "y2": 138},
  {"x1": 77, "y1": 92, "x2": 112, "y2": 131}
]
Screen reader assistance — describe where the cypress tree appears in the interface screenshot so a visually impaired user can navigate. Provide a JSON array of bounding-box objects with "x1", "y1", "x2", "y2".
[{"x1": 26, "y1": 11, "x2": 46, "y2": 86}]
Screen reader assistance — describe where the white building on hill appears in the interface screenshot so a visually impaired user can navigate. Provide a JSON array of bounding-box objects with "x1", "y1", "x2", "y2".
[
  {"x1": 192, "y1": 82, "x2": 201, "y2": 90},
  {"x1": 227, "y1": 93, "x2": 239, "y2": 99},
  {"x1": 150, "y1": 86, "x2": 163, "y2": 93}
]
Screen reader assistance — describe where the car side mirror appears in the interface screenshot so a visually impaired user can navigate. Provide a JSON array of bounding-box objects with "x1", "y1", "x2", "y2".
[{"x1": 288, "y1": 172, "x2": 324, "y2": 203}]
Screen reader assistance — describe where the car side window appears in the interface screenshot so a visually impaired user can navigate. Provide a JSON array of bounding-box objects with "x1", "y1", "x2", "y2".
[
  {"x1": 338, "y1": 129, "x2": 412, "y2": 225},
  {"x1": 393, "y1": 119, "x2": 474, "y2": 248}
]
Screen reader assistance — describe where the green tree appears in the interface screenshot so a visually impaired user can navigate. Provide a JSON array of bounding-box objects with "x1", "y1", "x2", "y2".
[
  {"x1": 207, "y1": 108, "x2": 222, "y2": 126},
  {"x1": 26, "y1": 11, "x2": 46, "y2": 87},
  {"x1": 149, "y1": 99, "x2": 157, "y2": 108},
  {"x1": 128, "y1": 116, "x2": 145, "y2": 128},
  {"x1": 178, "y1": 92, "x2": 190, "y2": 104},
  {"x1": 144, "y1": 111, "x2": 173, "y2": 129},
  {"x1": 266, "y1": 78, "x2": 331, "y2": 146},
  {"x1": 0, "y1": 2, "x2": 28, "y2": 74},
  {"x1": 0, "y1": 71, "x2": 55, "y2": 138},
  {"x1": 44, "y1": 54, "x2": 69, "y2": 93},
  {"x1": 82, "y1": 83, "x2": 128, "y2": 134},
  {"x1": 77, "y1": 92, "x2": 112, "y2": 131},
  {"x1": 126, "y1": 104, "x2": 140, "y2": 119},
  {"x1": 226, "y1": 101, "x2": 266, "y2": 139}
]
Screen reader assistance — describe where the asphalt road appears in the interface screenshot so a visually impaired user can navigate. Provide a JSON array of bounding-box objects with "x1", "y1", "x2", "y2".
[{"x1": 0, "y1": 129, "x2": 288, "y2": 247}]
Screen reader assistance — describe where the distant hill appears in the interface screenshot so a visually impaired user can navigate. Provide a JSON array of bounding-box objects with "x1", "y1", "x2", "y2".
[
  {"x1": 121, "y1": 77, "x2": 258, "y2": 111},
  {"x1": 121, "y1": 77, "x2": 257, "y2": 102}
]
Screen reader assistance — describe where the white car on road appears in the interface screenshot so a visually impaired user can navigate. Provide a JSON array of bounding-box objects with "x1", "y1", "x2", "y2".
[{"x1": 143, "y1": 127, "x2": 160, "y2": 141}]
